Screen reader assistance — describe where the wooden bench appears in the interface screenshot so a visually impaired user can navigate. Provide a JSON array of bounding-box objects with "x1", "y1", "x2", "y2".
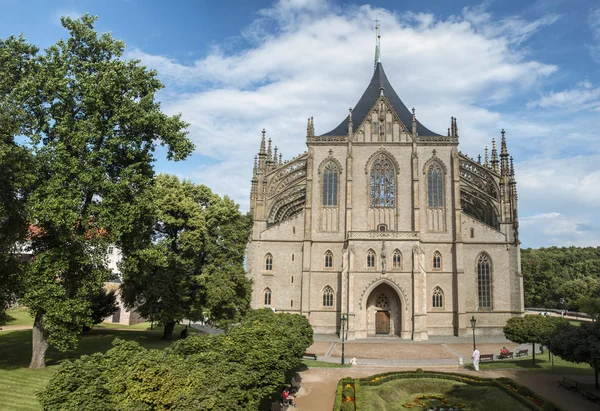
[
  {"x1": 303, "y1": 352, "x2": 317, "y2": 361},
  {"x1": 270, "y1": 401, "x2": 289, "y2": 411},
  {"x1": 498, "y1": 351, "x2": 514, "y2": 360},
  {"x1": 480, "y1": 354, "x2": 495, "y2": 362},
  {"x1": 515, "y1": 349, "x2": 528, "y2": 357},
  {"x1": 557, "y1": 377, "x2": 579, "y2": 392},
  {"x1": 582, "y1": 388, "x2": 600, "y2": 402}
]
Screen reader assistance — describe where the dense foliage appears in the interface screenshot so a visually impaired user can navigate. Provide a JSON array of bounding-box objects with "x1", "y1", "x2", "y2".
[
  {"x1": 546, "y1": 321, "x2": 600, "y2": 388},
  {"x1": 0, "y1": 36, "x2": 37, "y2": 324},
  {"x1": 120, "y1": 174, "x2": 252, "y2": 339},
  {"x1": 503, "y1": 315, "x2": 564, "y2": 364},
  {"x1": 0, "y1": 15, "x2": 193, "y2": 367},
  {"x1": 522, "y1": 246, "x2": 600, "y2": 310},
  {"x1": 84, "y1": 289, "x2": 118, "y2": 331},
  {"x1": 38, "y1": 309, "x2": 313, "y2": 410}
]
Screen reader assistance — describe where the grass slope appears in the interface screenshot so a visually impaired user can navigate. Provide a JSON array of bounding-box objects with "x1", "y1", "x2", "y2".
[
  {"x1": 0, "y1": 323, "x2": 193, "y2": 411},
  {"x1": 2, "y1": 307, "x2": 34, "y2": 327},
  {"x1": 480, "y1": 355, "x2": 594, "y2": 375},
  {"x1": 361, "y1": 378, "x2": 531, "y2": 411}
]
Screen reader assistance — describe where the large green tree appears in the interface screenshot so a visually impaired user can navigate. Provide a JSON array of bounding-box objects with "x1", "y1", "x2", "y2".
[
  {"x1": 503, "y1": 315, "x2": 564, "y2": 365},
  {"x1": 546, "y1": 321, "x2": 600, "y2": 388},
  {"x1": 120, "y1": 174, "x2": 252, "y2": 340},
  {"x1": 9, "y1": 15, "x2": 193, "y2": 368},
  {"x1": 0, "y1": 36, "x2": 37, "y2": 323}
]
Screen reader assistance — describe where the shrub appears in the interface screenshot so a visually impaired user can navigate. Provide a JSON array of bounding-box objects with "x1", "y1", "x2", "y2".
[
  {"x1": 39, "y1": 309, "x2": 314, "y2": 411},
  {"x1": 342, "y1": 385, "x2": 355, "y2": 399},
  {"x1": 341, "y1": 401, "x2": 355, "y2": 411},
  {"x1": 517, "y1": 385, "x2": 534, "y2": 397},
  {"x1": 415, "y1": 368, "x2": 424, "y2": 373}
]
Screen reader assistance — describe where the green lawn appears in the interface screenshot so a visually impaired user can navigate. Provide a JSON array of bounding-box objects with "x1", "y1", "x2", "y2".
[
  {"x1": 3, "y1": 307, "x2": 34, "y2": 327},
  {"x1": 479, "y1": 355, "x2": 594, "y2": 375},
  {"x1": 301, "y1": 359, "x2": 350, "y2": 368},
  {"x1": 360, "y1": 378, "x2": 531, "y2": 411},
  {"x1": 0, "y1": 323, "x2": 194, "y2": 411}
]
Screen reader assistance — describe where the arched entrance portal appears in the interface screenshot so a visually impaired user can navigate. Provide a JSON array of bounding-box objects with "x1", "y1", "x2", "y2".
[{"x1": 365, "y1": 283, "x2": 402, "y2": 337}]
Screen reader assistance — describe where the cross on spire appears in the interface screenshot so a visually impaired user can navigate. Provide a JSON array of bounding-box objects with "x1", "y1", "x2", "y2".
[{"x1": 374, "y1": 19, "x2": 381, "y2": 72}]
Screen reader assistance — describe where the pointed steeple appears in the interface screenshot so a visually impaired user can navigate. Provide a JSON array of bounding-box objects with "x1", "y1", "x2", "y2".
[
  {"x1": 279, "y1": 153, "x2": 283, "y2": 166},
  {"x1": 267, "y1": 138, "x2": 272, "y2": 161},
  {"x1": 491, "y1": 138, "x2": 499, "y2": 173},
  {"x1": 273, "y1": 146, "x2": 278, "y2": 166},
  {"x1": 260, "y1": 128, "x2": 266, "y2": 154},
  {"x1": 500, "y1": 129, "x2": 509, "y2": 176},
  {"x1": 477, "y1": 154, "x2": 482, "y2": 164},
  {"x1": 484, "y1": 146, "x2": 489, "y2": 168},
  {"x1": 252, "y1": 155, "x2": 258, "y2": 176},
  {"x1": 374, "y1": 20, "x2": 381, "y2": 72}
]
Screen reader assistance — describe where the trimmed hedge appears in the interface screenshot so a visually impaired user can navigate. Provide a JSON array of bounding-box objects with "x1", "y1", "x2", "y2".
[
  {"x1": 333, "y1": 378, "x2": 353, "y2": 411},
  {"x1": 342, "y1": 385, "x2": 355, "y2": 399}
]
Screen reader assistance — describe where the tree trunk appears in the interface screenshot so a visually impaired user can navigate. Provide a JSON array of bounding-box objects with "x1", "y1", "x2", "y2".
[
  {"x1": 532, "y1": 342, "x2": 536, "y2": 365},
  {"x1": 29, "y1": 312, "x2": 49, "y2": 369},
  {"x1": 162, "y1": 321, "x2": 176, "y2": 340},
  {"x1": 595, "y1": 368, "x2": 598, "y2": 389}
]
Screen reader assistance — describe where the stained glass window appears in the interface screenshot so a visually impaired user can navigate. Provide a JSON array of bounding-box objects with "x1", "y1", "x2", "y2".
[
  {"x1": 325, "y1": 250, "x2": 333, "y2": 268},
  {"x1": 323, "y1": 286, "x2": 334, "y2": 307},
  {"x1": 427, "y1": 163, "x2": 444, "y2": 207},
  {"x1": 433, "y1": 252, "x2": 441, "y2": 270},
  {"x1": 264, "y1": 288, "x2": 272, "y2": 306},
  {"x1": 433, "y1": 287, "x2": 443, "y2": 308},
  {"x1": 393, "y1": 250, "x2": 402, "y2": 268},
  {"x1": 370, "y1": 155, "x2": 395, "y2": 207},
  {"x1": 322, "y1": 162, "x2": 338, "y2": 206},
  {"x1": 367, "y1": 249, "x2": 376, "y2": 268},
  {"x1": 265, "y1": 253, "x2": 273, "y2": 271},
  {"x1": 478, "y1": 254, "x2": 492, "y2": 309}
]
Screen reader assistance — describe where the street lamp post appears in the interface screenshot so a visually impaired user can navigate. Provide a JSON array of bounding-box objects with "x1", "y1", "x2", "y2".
[
  {"x1": 470, "y1": 316, "x2": 477, "y2": 351},
  {"x1": 340, "y1": 314, "x2": 347, "y2": 365}
]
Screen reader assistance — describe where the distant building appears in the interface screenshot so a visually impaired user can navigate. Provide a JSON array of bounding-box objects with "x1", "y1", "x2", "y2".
[
  {"x1": 245, "y1": 28, "x2": 523, "y2": 340},
  {"x1": 104, "y1": 245, "x2": 144, "y2": 325}
]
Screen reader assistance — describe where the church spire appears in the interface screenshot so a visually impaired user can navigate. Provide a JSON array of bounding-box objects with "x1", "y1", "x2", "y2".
[
  {"x1": 491, "y1": 138, "x2": 499, "y2": 173},
  {"x1": 374, "y1": 19, "x2": 381, "y2": 72}
]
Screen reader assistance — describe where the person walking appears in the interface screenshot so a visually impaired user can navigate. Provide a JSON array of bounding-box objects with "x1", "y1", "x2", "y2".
[{"x1": 472, "y1": 348, "x2": 481, "y2": 371}]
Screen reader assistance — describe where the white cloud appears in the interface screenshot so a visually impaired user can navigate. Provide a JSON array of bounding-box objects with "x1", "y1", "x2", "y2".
[
  {"x1": 588, "y1": 8, "x2": 600, "y2": 64},
  {"x1": 520, "y1": 212, "x2": 599, "y2": 247},
  {"x1": 527, "y1": 82, "x2": 600, "y2": 110},
  {"x1": 126, "y1": 0, "x2": 600, "y2": 247}
]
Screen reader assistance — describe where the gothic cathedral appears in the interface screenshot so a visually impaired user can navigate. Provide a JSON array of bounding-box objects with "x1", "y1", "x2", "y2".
[{"x1": 246, "y1": 32, "x2": 524, "y2": 340}]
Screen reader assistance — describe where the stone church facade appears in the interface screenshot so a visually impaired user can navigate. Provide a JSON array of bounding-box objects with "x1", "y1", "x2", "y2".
[{"x1": 246, "y1": 38, "x2": 524, "y2": 340}]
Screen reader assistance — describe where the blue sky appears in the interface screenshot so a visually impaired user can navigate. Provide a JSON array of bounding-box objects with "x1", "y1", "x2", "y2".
[{"x1": 2, "y1": 0, "x2": 600, "y2": 248}]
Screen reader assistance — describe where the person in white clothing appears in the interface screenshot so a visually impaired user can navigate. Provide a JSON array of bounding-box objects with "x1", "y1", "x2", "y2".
[{"x1": 472, "y1": 348, "x2": 480, "y2": 371}]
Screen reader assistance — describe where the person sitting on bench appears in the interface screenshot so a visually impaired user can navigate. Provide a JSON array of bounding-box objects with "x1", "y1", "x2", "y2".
[
  {"x1": 282, "y1": 388, "x2": 296, "y2": 408},
  {"x1": 500, "y1": 347, "x2": 508, "y2": 355}
]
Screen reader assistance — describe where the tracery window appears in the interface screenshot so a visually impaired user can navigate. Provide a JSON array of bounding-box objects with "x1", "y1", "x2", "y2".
[
  {"x1": 322, "y1": 162, "x2": 338, "y2": 206},
  {"x1": 393, "y1": 249, "x2": 402, "y2": 268},
  {"x1": 370, "y1": 155, "x2": 395, "y2": 207},
  {"x1": 477, "y1": 253, "x2": 492, "y2": 309},
  {"x1": 264, "y1": 288, "x2": 272, "y2": 306},
  {"x1": 432, "y1": 286, "x2": 444, "y2": 308},
  {"x1": 367, "y1": 249, "x2": 376, "y2": 268},
  {"x1": 376, "y1": 294, "x2": 390, "y2": 308},
  {"x1": 325, "y1": 250, "x2": 333, "y2": 269},
  {"x1": 373, "y1": 122, "x2": 378, "y2": 135},
  {"x1": 265, "y1": 253, "x2": 273, "y2": 271},
  {"x1": 323, "y1": 286, "x2": 334, "y2": 307},
  {"x1": 427, "y1": 163, "x2": 444, "y2": 207},
  {"x1": 433, "y1": 251, "x2": 442, "y2": 270}
]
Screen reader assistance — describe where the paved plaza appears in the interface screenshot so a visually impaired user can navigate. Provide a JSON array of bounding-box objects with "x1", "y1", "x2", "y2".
[{"x1": 295, "y1": 335, "x2": 596, "y2": 411}]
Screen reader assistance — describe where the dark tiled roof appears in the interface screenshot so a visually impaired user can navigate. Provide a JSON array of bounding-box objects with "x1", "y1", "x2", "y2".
[{"x1": 322, "y1": 62, "x2": 439, "y2": 137}]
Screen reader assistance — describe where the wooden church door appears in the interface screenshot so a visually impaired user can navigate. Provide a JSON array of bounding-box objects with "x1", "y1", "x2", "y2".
[{"x1": 375, "y1": 311, "x2": 390, "y2": 334}]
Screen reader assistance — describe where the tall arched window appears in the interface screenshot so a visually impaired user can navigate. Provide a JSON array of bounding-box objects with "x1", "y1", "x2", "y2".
[
  {"x1": 393, "y1": 249, "x2": 402, "y2": 268},
  {"x1": 367, "y1": 249, "x2": 376, "y2": 268},
  {"x1": 324, "y1": 250, "x2": 333, "y2": 269},
  {"x1": 264, "y1": 253, "x2": 273, "y2": 271},
  {"x1": 433, "y1": 251, "x2": 442, "y2": 270},
  {"x1": 432, "y1": 286, "x2": 444, "y2": 308},
  {"x1": 322, "y1": 286, "x2": 334, "y2": 307},
  {"x1": 477, "y1": 253, "x2": 492, "y2": 309},
  {"x1": 322, "y1": 162, "x2": 338, "y2": 206},
  {"x1": 264, "y1": 288, "x2": 272, "y2": 306},
  {"x1": 370, "y1": 155, "x2": 395, "y2": 207},
  {"x1": 427, "y1": 163, "x2": 444, "y2": 207}
]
